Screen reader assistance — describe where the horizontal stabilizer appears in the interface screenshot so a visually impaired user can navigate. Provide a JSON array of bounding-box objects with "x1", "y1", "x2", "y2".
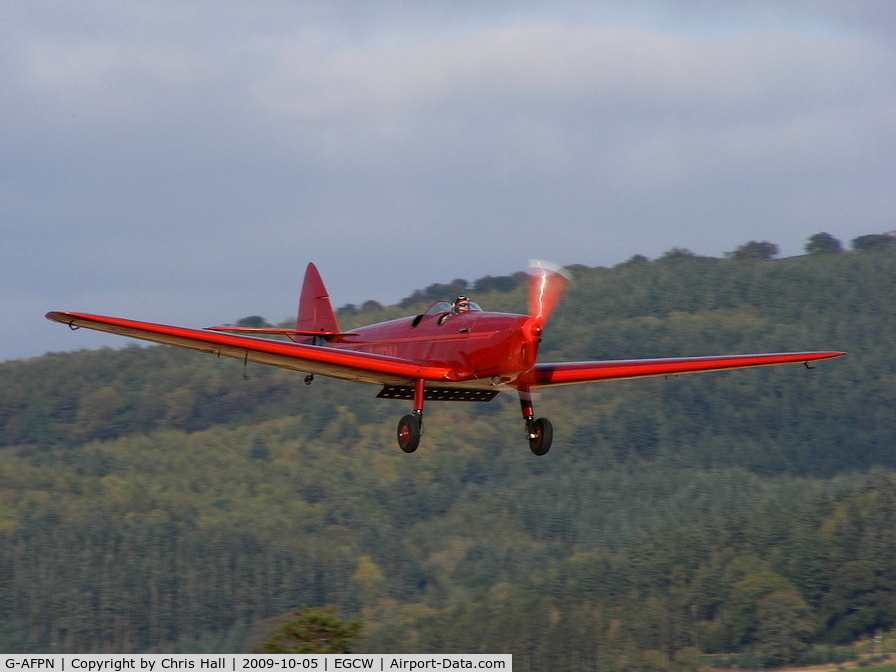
[{"x1": 206, "y1": 326, "x2": 357, "y2": 342}]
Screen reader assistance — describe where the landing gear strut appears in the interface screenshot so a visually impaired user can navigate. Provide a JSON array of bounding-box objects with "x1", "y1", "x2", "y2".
[
  {"x1": 393, "y1": 382, "x2": 554, "y2": 455},
  {"x1": 396, "y1": 379, "x2": 426, "y2": 453},
  {"x1": 520, "y1": 390, "x2": 553, "y2": 455}
]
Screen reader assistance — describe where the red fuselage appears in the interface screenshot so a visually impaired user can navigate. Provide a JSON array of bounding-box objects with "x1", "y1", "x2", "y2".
[{"x1": 331, "y1": 307, "x2": 534, "y2": 388}]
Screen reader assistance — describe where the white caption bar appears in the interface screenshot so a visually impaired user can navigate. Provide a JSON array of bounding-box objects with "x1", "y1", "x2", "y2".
[{"x1": 2, "y1": 655, "x2": 512, "y2": 672}]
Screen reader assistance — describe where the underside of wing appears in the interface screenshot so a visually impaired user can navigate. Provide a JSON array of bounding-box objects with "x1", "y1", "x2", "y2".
[
  {"x1": 45, "y1": 311, "x2": 450, "y2": 386},
  {"x1": 519, "y1": 351, "x2": 846, "y2": 388}
]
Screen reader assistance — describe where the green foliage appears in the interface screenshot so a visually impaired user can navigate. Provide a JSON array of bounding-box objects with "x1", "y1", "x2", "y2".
[
  {"x1": 853, "y1": 232, "x2": 896, "y2": 252},
  {"x1": 399, "y1": 279, "x2": 471, "y2": 309},
  {"x1": 725, "y1": 240, "x2": 779, "y2": 261},
  {"x1": 237, "y1": 316, "x2": 271, "y2": 328},
  {"x1": 806, "y1": 232, "x2": 843, "y2": 255},
  {"x1": 2, "y1": 239, "x2": 896, "y2": 667},
  {"x1": 259, "y1": 607, "x2": 360, "y2": 654}
]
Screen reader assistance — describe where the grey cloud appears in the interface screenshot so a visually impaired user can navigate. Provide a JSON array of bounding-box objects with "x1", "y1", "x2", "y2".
[{"x1": 2, "y1": 1, "x2": 894, "y2": 361}]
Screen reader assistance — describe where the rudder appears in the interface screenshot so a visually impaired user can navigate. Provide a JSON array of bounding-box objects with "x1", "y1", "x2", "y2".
[{"x1": 297, "y1": 263, "x2": 340, "y2": 334}]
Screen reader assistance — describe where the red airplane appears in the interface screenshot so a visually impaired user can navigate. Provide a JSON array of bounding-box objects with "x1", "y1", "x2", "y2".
[{"x1": 47, "y1": 261, "x2": 845, "y2": 455}]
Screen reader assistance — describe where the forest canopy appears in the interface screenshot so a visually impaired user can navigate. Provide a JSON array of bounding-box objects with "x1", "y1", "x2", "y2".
[{"x1": 1, "y1": 234, "x2": 895, "y2": 670}]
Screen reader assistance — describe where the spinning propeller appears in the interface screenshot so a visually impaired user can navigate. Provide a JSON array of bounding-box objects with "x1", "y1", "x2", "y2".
[
  {"x1": 517, "y1": 261, "x2": 572, "y2": 456},
  {"x1": 521, "y1": 259, "x2": 572, "y2": 367}
]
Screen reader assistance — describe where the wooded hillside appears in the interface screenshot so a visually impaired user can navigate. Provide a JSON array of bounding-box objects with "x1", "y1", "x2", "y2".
[{"x1": 1, "y1": 238, "x2": 894, "y2": 670}]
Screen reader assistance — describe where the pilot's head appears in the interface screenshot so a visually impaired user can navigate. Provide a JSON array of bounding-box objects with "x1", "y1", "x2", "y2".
[{"x1": 454, "y1": 295, "x2": 471, "y2": 312}]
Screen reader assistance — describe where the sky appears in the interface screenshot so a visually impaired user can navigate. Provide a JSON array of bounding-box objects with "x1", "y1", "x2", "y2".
[{"x1": 3, "y1": 0, "x2": 894, "y2": 362}]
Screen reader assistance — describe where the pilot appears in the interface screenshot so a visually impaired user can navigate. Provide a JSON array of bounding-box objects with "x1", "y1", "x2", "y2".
[
  {"x1": 452, "y1": 295, "x2": 472, "y2": 314},
  {"x1": 438, "y1": 295, "x2": 473, "y2": 324}
]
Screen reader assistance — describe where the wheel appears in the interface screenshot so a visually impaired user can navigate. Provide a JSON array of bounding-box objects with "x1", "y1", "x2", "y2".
[
  {"x1": 528, "y1": 417, "x2": 553, "y2": 456},
  {"x1": 397, "y1": 414, "x2": 421, "y2": 453}
]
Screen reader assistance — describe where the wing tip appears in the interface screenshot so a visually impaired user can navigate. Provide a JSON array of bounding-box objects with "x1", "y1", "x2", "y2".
[
  {"x1": 814, "y1": 351, "x2": 848, "y2": 359},
  {"x1": 46, "y1": 310, "x2": 71, "y2": 323}
]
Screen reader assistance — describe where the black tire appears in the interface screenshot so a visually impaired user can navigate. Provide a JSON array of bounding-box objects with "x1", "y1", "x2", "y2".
[
  {"x1": 528, "y1": 417, "x2": 553, "y2": 456},
  {"x1": 397, "y1": 414, "x2": 421, "y2": 453}
]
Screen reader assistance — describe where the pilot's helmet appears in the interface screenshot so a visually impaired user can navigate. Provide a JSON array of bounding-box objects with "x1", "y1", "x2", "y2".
[{"x1": 454, "y1": 295, "x2": 471, "y2": 311}]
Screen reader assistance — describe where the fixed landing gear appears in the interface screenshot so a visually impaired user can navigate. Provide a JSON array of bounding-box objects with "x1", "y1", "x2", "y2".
[
  {"x1": 397, "y1": 412, "x2": 422, "y2": 453},
  {"x1": 396, "y1": 379, "x2": 426, "y2": 453},
  {"x1": 394, "y1": 409, "x2": 553, "y2": 455},
  {"x1": 520, "y1": 390, "x2": 553, "y2": 455},
  {"x1": 525, "y1": 417, "x2": 553, "y2": 456},
  {"x1": 391, "y1": 381, "x2": 554, "y2": 455}
]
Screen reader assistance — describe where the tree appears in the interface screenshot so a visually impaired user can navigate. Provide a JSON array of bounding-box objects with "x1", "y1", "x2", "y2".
[
  {"x1": 726, "y1": 571, "x2": 794, "y2": 647},
  {"x1": 725, "y1": 241, "x2": 779, "y2": 261},
  {"x1": 805, "y1": 233, "x2": 843, "y2": 255},
  {"x1": 619, "y1": 254, "x2": 649, "y2": 266},
  {"x1": 237, "y1": 316, "x2": 271, "y2": 328},
  {"x1": 752, "y1": 590, "x2": 815, "y2": 666},
  {"x1": 260, "y1": 607, "x2": 360, "y2": 654},
  {"x1": 660, "y1": 248, "x2": 698, "y2": 260},
  {"x1": 822, "y1": 560, "x2": 893, "y2": 643},
  {"x1": 852, "y1": 233, "x2": 896, "y2": 252},
  {"x1": 352, "y1": 556, "x2": 388, "y2": 607},
  {"x1": 473, "y1": 274, "x2": 524, "y2": 293}
]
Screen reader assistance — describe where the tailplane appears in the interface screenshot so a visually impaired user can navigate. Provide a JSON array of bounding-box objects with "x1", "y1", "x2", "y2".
[
  {"x1": 208, "y1": 263, "x2": 351, "y2": 342},
  {"x1": 297, "y1": 262, "x2": 340, "y2": 334}
]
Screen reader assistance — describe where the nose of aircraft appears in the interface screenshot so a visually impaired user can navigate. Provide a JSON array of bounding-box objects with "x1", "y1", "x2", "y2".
[
  {"x1": 519, "y1": 260, "x2": 572, "y2": 369},
  {"x1": 513, "y1": 314, "x2": 538, "y2": 371}
]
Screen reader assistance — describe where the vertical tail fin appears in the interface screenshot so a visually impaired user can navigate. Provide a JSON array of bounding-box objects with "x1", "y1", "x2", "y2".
[{"x1": 297, "y1": 263, "x2": 340, "y2": 334}]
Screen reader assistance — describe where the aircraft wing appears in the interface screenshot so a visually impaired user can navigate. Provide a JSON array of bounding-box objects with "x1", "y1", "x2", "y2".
[
  {"x1": 519, "y1": 351, "x2": 846, "y2": 388},
  {"x1": 45, "y1": 311, "x2": 450, "y2": 387}
]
